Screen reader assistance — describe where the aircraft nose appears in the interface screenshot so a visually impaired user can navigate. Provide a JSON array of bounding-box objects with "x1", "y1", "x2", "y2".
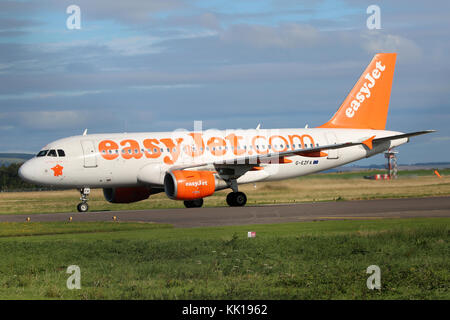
[{"x1": 18, "y1": 161, "x2": 36, "y2": 183}]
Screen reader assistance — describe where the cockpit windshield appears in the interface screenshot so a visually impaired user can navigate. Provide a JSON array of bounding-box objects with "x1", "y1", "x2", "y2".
[
  {"x1": 36, "y1": 149, "x2": 66, "y2": 157},
  {"x1": 36, "y1": 150, "x2": 48, "y2": 157},
  {"x1": 47, "y1": 150, "x2": 57, "y2": 157}
]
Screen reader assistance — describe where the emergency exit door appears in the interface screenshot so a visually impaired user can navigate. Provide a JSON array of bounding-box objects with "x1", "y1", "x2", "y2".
[{"x1": 325, "y1": 133, "x2": 339, "y2": 159}]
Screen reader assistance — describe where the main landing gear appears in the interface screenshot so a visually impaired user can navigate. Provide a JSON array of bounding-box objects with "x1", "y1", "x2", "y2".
[
  {"x1": 77, "y1": 187, "x2": 90, "y2": 212},
  {"x1": 225, "y1": 179, "x2": 247, "y2": 207},
  {"x1": 182, "y1": 179, "x2": 247, "y2": 208},
  {"x1": 226, "y1": 191, "x2": 247, "y2": 207}
]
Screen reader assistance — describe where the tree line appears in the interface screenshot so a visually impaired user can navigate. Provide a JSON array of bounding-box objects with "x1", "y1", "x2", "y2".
[{"x1": 0, "y1": 163, "x2": 40, "y2": 191}]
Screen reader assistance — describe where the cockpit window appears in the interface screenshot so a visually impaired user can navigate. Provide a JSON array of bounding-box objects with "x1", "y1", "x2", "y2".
[
  {"x1": 47, "y1": 149, "x2": 57, "y2": 157},
  {"x1": 57, "y1": 149, "x2": 65, "y2": 157},
  {"x1": 36, "y1": 150, "x2": 48, "y2": 157}
]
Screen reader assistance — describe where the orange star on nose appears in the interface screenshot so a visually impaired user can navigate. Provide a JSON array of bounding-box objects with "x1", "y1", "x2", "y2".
[{"x1": 51, "y1": 164, "x2": 64, "y2": 177}]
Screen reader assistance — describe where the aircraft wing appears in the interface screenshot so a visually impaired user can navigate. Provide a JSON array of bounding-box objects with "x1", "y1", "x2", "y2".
[
  {"x1": 169, "y1": 140, "x2": 358, "y2": 171},
  {"x1": 169, "y1": 130, "x2": 435, "y2": 172}
]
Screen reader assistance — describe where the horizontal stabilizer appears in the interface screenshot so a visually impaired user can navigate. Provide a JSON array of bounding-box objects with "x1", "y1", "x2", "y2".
[{"x1": 373, "y1": 130, "x2": 435, "y2": 144}]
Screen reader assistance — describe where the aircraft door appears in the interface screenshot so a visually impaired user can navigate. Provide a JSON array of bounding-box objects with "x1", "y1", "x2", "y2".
[
  {"x1": 81, "y1": 140, "x2": 98, "y2": 168},
  {"x1": 325, "y1": 133, "x2": 339, "y2": 159}
]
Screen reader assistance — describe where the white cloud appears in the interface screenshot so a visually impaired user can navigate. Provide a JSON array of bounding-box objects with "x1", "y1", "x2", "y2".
[
  {"x1": 17, "y1": 111, "x2": 87, "y2": 130},
  {"x1": 361, "y1": 31, "x2": 423, "y2": 62},
  {"x1": 431, "y1": 136, "x2": 450, "y2": 142},
  {"x1": 220, "y1": 23, "x2": 320, "y2": 48},
  {"x1": 0, "y1": 90, "x2": 108, "y2": 100},
  {"x1": 105, "y1": 36, "x2": 164, "y2": 56}
]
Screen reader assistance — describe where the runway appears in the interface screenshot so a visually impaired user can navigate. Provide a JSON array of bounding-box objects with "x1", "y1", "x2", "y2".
[{"x1": 0, "y1": 196, "x2": 449, "y2": 228}]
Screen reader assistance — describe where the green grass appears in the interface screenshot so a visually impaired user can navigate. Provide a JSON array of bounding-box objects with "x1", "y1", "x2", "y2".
[
  {"x1": 0, "y1": 218, "x2": 448, "y2": 299},
  {"x1": 0, "y1": 221, "x2": 171, "y2": 238}
]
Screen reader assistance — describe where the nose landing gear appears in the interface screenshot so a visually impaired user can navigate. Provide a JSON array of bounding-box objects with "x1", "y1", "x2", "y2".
[{"x1": 77, "y1": 187, "x2": 90, "y2": 212}]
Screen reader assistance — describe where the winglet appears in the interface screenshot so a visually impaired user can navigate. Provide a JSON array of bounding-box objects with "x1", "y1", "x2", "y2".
[{"x1": 362, "y1": 135, "x2": 376, "y2": 149}]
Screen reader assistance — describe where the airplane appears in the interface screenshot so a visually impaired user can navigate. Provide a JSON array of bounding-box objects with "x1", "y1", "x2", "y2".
[{"x1": 18, "y1": 53, "x2": 434, "y2": 212}]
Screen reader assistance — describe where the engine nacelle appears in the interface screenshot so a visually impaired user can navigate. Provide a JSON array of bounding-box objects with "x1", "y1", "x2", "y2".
[
  {"x1": 103, "y1": 187, "x2": 152, "y2": 203},
  {"x1": 164, "y1": 170, "x2": 216, "y2": 200}
]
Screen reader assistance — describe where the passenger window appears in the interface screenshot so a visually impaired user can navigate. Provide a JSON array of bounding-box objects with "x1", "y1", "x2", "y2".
[
  {"x1": 37, "y1": 150, "x2": 48, "y2": 157},
  {"x1": 47, "y1": 149, "x2": 57, "y2": 157},
  {"x1": 57, "y1": 149, "x2": 65, "y2": 157}
]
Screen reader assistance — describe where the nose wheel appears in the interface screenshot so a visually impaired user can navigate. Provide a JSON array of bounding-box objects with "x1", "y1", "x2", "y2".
[
  {"x1": 77, "y1": 202, "x2": 89, "y2": 212},
  {"x1": 226, "y1": 191, "x2": 247, "y2": 207},
  {"x1": 77, "y1": 187, "x2": 90, "y2": 212}
]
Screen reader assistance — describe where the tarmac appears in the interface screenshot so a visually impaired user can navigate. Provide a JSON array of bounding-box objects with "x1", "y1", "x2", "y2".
[{"x1": 0, "y1": 196, "x2": 449, "y2": 228}]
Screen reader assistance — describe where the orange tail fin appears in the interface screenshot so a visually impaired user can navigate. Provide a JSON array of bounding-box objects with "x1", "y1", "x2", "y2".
[{"x1": 319, "y1": 53, "x2": 397, "y2": 130}]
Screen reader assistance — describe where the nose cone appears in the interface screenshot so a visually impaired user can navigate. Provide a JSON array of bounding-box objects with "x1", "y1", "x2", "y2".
[{"x1": 18, "y1": 160, "x2": 36, "y2": 183}]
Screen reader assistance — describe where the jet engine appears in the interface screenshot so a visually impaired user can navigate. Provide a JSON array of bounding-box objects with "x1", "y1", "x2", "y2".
[
  {"x1": 164, "y1": 170, "x2": 216, "y2": 200},
  {"x1": 103, "y1": 187, "x2": 153, "y2": 203}
]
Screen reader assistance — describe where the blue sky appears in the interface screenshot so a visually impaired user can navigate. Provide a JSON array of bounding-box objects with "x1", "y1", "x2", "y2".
[{"x1": 0, "y1": 0, "x2": 449, "y2": 165}]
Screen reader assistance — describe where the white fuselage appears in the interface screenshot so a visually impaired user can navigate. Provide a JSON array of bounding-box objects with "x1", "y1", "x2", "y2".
[{"x1": 19, "y1": 128, "x2": 407, "y2": 189}]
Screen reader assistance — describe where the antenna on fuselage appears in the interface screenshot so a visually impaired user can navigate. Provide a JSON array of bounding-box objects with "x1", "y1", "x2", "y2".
[
  {"x1": 83, "y1": 129, "x2": 88, "y2": 136},
  {"x1": 305, "y1": 124, "x2": 309, "y2": 128},
  {"x1": 256, "y1": 123, "x2": 261, "y2": 130}
]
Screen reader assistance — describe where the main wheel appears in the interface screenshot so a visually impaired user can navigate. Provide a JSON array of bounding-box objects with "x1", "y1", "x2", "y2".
[
  {"x1": 77, "y1": 202, "x2": 89, "y2": 213},
  {"x1": 183, "y1": 198, "x2": 204, "y2": 208},
  {"x1": 226, "y1": 192, "x2": 247, "y2": 207},
  {"x1": 226, "y1": 192, "x2": 236, "y2": 206}
]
